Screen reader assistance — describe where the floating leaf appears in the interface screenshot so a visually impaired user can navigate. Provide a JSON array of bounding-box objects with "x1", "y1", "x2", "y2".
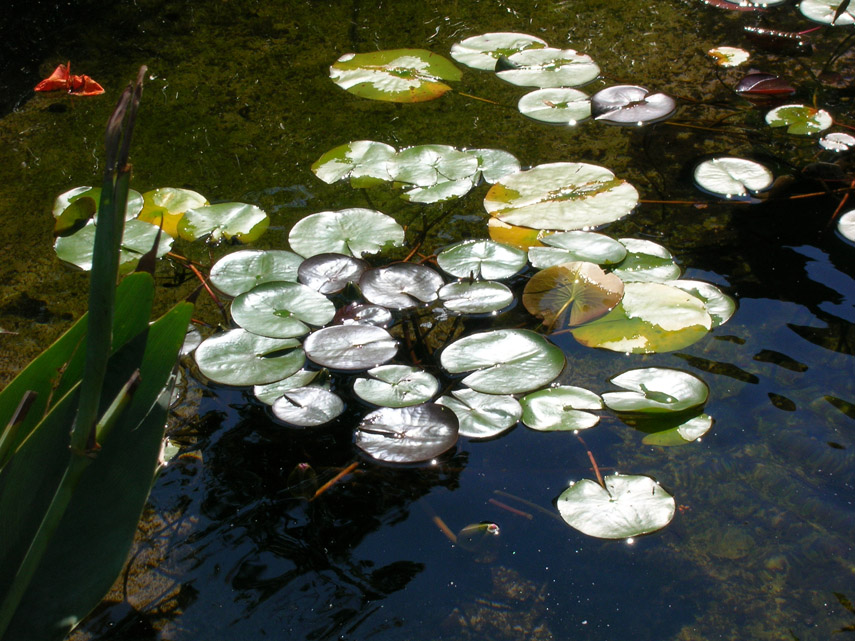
[
  {"x1": 523, "y1": 262, "x2": 624, "y2": 330},
  {"x1": 518, "y1": 88, "x2": 591, "y2": 125},
  {"x1": 254, "y1": 369, "x2": 327, "y2": 405},
  {"x1": 667, "y1": 279, "x2": 735, "y2": 327},
  {"x1": 288, "y1": 208, "x2": 405, "y2": 259},
  {"x1": 311, "y1": 140, "x2": 396, "y2": 185},
  {"x1": 54, "y1": 219, "x2": 173, "y2": 272},
  {"x1": 466, "y1": 148, "x2": 521, "y2": 183},
  {"x1": 487, "y1": 218, "x2": 548, "y2": 249},
  {"x1": 194, "y1": 328, "x2": 305, "y2": 386},
  {"x1": 496, "y1": 48, "x2": 600, "y2": 88},
  {"x1": 765, "y1": 104, "x2": 833, "y2": 135},
  {"x1": 353, "y1": 365, "x2": 439, "y2": 407},
  {"x1": 641, "y1": 414, "x2": 714, "y2": 446},
  {"x1": 52, "y1": 186, "x2": 143, "y2": 235},
  {"x1": 437, "y1": 239, "x2": 527, "y2": 280},
  {"x1": 484, "y1": 162, "x2": 639, "y2": 231},
  {"x1": 571, "y1": 281, "x2": 712, "y2": 353},
  {"x1": 528, "y1": 230, "x2": 627, "y2": 269},
  {"x1": 355, "y1": 403, "x2": 459, "y2": 463},
  {"x1": 557, "y1": 475, "x2": 676, "y2": 539},
  {"x1": 707, "y1": 46, "x2": 750, "y2": 67},
  {"x1": 304, "y1": 324, "x2": 397, "y2": 371},
  {"x1": 450, "y1": 32, "x2": 548, "y2": 70},
  {"x1": 602, "y1": 367, "x2": 710, "y2": 413},
  {"x1": 272, "y1": 387, "x2": 345, "y2": 427},
  {"x1": 329, "y1": 49, "x2": 461, "y2": 103},
  {"x1": 820, "y1": 132, "x2": 855, "y2": 152},
  {"x1": 389, "y1": 144, "x2": 479, "y2": 186},
  {"x1": 436, "y1": 388, "x2": 521, "y2": 440},
  {"x1": 692, "y1": 157, "x2": 774, "y2": 199},
  {"x1": 800, "y1": 0, "x2": 855, "y2": 24},
  {"x1": 520, "y1": 386, "x2": 602, "y2": 431},
  {"x1": 298, "y1": 253, "x2": 369, "y2": 294},
  {"x1": 735, "y1": 72, "x2": 795, "y2": 102},
  {"x1": 209, "y1": 249, "x2": 302, "y2": 297},
  {"x1": 837, "y1": 210, "x2": 855, "y2": 244},
  {"x1": 138, "y1": 187, "x2": 208, "y2": 237},
  {"x1": 230, "y1": 282, "x2": 336, "y2": 339},
  {"x1": 178, "y1": 202, "x2": 269, "y2": 243},
  {"x1": 359, "y1": 263, "x2": 444, "y2": 309},
  {"x1": 401, "y1": 176, "x2": 478, "y2": 204},
  {"x1": 332, "y1": 302, "x2": 394, "y2": 328},
  {"x1": 612, "y1": 238, "x2": 681, "y2": 282},
  {"x1": 591, "y1": 85, "x2": 677, "y2": 126},
  {"x1": 441, "y1": 329, "x2": 565, "y2": 394},
  {"x1": 439, "y1": 280, "x2": 515, "y2": 315}
]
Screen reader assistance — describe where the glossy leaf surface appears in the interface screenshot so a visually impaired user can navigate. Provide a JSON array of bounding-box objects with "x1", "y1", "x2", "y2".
[
  {"x1": 355, "y1": 403, "x2": 459, "y2": 463},
  {"x1": 304, "y1": 325, "x2": 397, "y2": 371},
  {"x1": 272, "y1": 387, "x2": 345, "y2": 427},
  {"x1": 359, "y1": 263, "x2": 444, "y2": 309},
  {"x1": 298, "y1": 253, "x2": 369, "y2": 294},
  {"x1": 209, "y1": 249, "x2": 302, "y2": 297},
  {"x1": 289, "y1": 208, "x2": 405, "y2": 259},
  {"x1": 437, "y1": 388, "x2": 521, "y2": 440},
  {"x1": 178, "y1": 202, "x2": 269, "y2": 243},
  {"x1": 353, "y1": 365, "x2": 439, "y2": 407},
  {"x1": 528, "y1": 230, "x2": 627, "y2": 268},
  {"x1": 765, "y1": 104, "x2": 833, "y2": 135},
  {"x1": 518, "y1": 88, "x2": 591, "y2": 125},
  {"x1": 450, "y1": 32, "x2": 548, "y2": 70},
  {"x1": 437, "y1": 239, "x2": 527, "y2": 280},
  {"x1": 439, "y1": 280, "x2": 514, "y2": 315},
  {"x1": 230, "y1": 282, "x2": 336, "y2": 339},
  {"x1": 520, "y1": 386, "x2": 602, "y2": 431},
  {"x1": 612, "y1": 238, "x2": 681, "y2": 282},
  {"x1": 591, "y1": 85, "x2": 676, "y2": 126},
  {"x1": 693, "y1": 157, "x2": 774, "y2": 199},
  {"x1": 194, "y1": 329, "x2": 304, "y2": 386},
  {"x1": 496, "y1": 48, "x2": 600, "y2": 88},
  {"x1": 602, "y1": 367, "x2": 710, "y2": 413}
]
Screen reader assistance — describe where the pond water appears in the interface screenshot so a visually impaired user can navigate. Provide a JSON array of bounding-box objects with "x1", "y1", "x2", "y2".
[{"x1": 1, "y1": 0, "x2": 854, "y2": 639}]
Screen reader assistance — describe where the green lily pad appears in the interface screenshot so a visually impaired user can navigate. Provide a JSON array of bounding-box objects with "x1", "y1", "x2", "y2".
[
  {"x1": 557, "y1": 474, "x2": 676, "y2": 539},
  {"x1": 436, "y1": 388, "x2": 522, "y2": 440},
  {"x1": 304, "y1": 325, "x2": 397, "y2": 371},
  {"x1": 765, "y1": 104, "x2": 833, "y2": 135},
  {"x1": 641, "y1": 414, "x2": 714, "y2": 446},
  {"x1": 272, "y1": 387, "x2": 345, "y2": 427},
  {"x1": 708, "y1": 46, "x2": 750, "y2": 67},
  {"x1": 439, "y1": 280, "x2": 514, "y2": 315},
  {"x1": 54, "y1": 219, "x2": 173, "y2": 272},
  {"x1": 52, "y1": 186, "x2": 144, "y2": 234},
  {"x1": 450, "y1": 32, "x2": 548, "y2": 70},
  {"x1": 401, "y1": 176, "x2": 478, "y2": 204},
  {"x1": 571, "y1": 281, "x2": 712, "y2": 353},
  {"x1": 602, "y1": 367, "x2": 709, "y2": 413},
  {"x1": 520, "y1": 386, "x2": 602, "y2": 431},
  {"x1": 437, "y1": 239, "x2": 527, "y2": 280},
  {"x1": 523, "y1": 261, "x2": 624, "y2": 330},
  {"x1": 311, "y1": 140, "x2": 396, "y2": 185},
  {"x1": 518, "y1": 88, "x2": 591, "y2": 125},
  {"x1": 178, "y1": 202, "x2": 269, "y2": 243},
  {"x1": 667, "y1": 279, "x2": 735, "y2": 327},
  {"x1": 330, "y1": 49, "x2": 461, "y2": 103},
  {"x1": 693, "y1": 157, "x2": 774, "y2": 199},
  {"x1": 297, "y1": 253, "x2": 369, "y2": 294},
  {"x1": 355, "y1": 403, "x2": 459, "y2": 463},
  {"x1": 496, "y1": 48, "x2": 600, "y2": 88},
  {"x1": 612, "y1": 238, "x2": 681, "y2": 282},
  {"x1": 253, "y1": 369, "x2": 328, "y2": 405},
  {"x1": 799, "y1": 0, "x2": 855, "y2": 24},
  {"x1": 138, "y1": 187, "x2": 208, "y2": 237},
  {"x1": 209, "y1": 249, "x2": 303, "y2": 297},
  {"x1": 441, "y1": 329, "x2": 565, "y2": 394},
  {"x1": 591, "y1": 85, "x2": 677, "y2": 126},
  {"x1": 528, "y1": 230, "x2": 627, "y2": 268},
  {"x1": 230, "y1": 282, "x2": 336, "y2": 339},
  {"x1": 332, "y1": 302, "x2": 394, "y2": 328},
  {"x1": 288, "y1": 208, "x2": 405, "y2": 259},
  {"x1": 466, "y1": 148, "x2": 521, "y2": 183},
  {"x1": 359, "y1": 263, "x2": 444, "y2": 309},
  {"x1": 484, "y1": 162, "x2": 639, "y2": 231},
  {"x1": 194, "y1": 328, "x2": 305, "y2": 386},
  {"x1": 353, "y1": 365, "x2": 439, "y2": 407},
  {"x1": 389, "y1": 144, "x2": 479, "y2": 186}
]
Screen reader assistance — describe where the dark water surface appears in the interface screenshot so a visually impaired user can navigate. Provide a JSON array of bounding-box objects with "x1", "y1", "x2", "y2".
[{"x1": 1, "y1": 0, "x2": 854, "y2": 639}]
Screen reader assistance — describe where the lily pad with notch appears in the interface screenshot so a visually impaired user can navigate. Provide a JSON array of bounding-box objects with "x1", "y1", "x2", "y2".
[
  {"x1": 359, "y1": 263, "x2": 444, "y2": 309},
  {"x1": 437, "y1": 388, "x2": 521, "y2": 440},
  {"x1": 304, "y1": 324, "x2": 397, "y2": 371},
  {"x1": 355, "y1": 403, "x2": 459, "y2": 464},
  {"x1": 520, "y1": 386, "x2": 602, "y2": 431},
  {"x1": 329, "y1": 49, "x2": 462, "y2": 103},
  {"x1": 612, "y1": 238, "x2": 681, "y2": 282},
  {"x1": 518, "y1": 88, "x2": 591, "y2": 125},
  {"x1": 838, "y1": 209, "x2": 855, "y2": 244},
  {"x1": 799, "y1": 0, "x2": 855, "y2": 24},
  {"x1": 230, "y1": 282, "x2": 336, "y2": 339},
  {"x1": 641, "y1": 413, "x2": 714, "y2": 446},
  {"x1": 353, "y1": 365, "x2": 439, "y2": 407},
  {"x1": 602, "y1": 367, "x2": 709, "y2": 414},
  {"x1": 528, "y1": 230, "x2": 627, "y2": 268},
  {"x1": 332, "y1": 302, "x2": 394, "y2": 328},
  {"x1": 439, "y1": 280, "x2": 515, "y2": 315},
  {"x1": 820, "y1": 132, "x2": 855, "y2": 152},
  {"x1": 53, "y1": 186, "x2": 144, "y2": 235},
  {"x1": 311, "y1": 140, "x2": 396, "y2": 186},
  {"x1": 254, "y1": 369, "x2": 328, "y2": 405},
  {"x1": 450, "y1": 32, "x2": 548, "y2": 70},
  {"x1": 138, "y1": 187, "x2": 208, "y2": 237},
  {"x1": 496, "y1": 48, "x2": 600, "y2": 88},
  {"x1": 289, "y1": 208, "x2": 405, "y2": 259},
  {"x1": 178, "y1": 202, "x2": 269, "y2": 243},
  {"x1": 667, "y1": 279, "x2": 735, "y2": 327},
  {"x1": 465, "y1": 148, "x2": 521, "y2": 183},
  {"x1": 209, "y1": 249, "x2": 303, "y2": 297},
  {"x1": 54, "y1": 219, "x2": 173, "y2": 272},
  {"x1": 298, "y1": 253, "x2": 369, "y2": 294},
  {"x1": 441, "y1": 329, "x2": 565, "y2": 394},
  {"x1": 272, "y1": 387, "x2": 345, "y2": 427},
  {"x1": 557, "y1": 474, "x2": 676, "y2": 539},
  {"x1": 194, "y1": 328, "x2": 305, "y2": 386},
  {"x1": 591, "y1": 85, "x2": 676, "y2": 126},
  {"x1": 692, "y1": 156, "x2": 774, "y2": 200},
  {"x1": 765, "y1": 104, "x2": 833, "y2": 135},
  {"x1": 437, "y1": 239, "x2": 527, "y2": 280},
  {"x1": 735, "y1": 72, "x2": 795, "y2": 103}
]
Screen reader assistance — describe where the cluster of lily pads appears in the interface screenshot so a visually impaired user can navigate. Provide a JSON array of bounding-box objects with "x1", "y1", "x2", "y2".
[{"x1": 51, "y1": 186, "x2": 270, "y2": 270}]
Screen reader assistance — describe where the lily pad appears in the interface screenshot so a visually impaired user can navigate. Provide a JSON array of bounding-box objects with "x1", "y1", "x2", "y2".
[
  {"x1": 735, "y1": 72, "x2": 795, "y2": 102},
  {"x1": 836, "y1": 210, "x2": 855, "y2": 244},
  {"x1": 693, "y1": 157, "x2": 774, "y2": 199},
  {"x1": 466, "y1": 148, "x2": 522, "y2": 183},
  {"x1": 304, "y1": 324, "x2": 397, "y2": 371},
  {"x1": 450, "y1": 32, "x2": 548, "y2": 70},
  {"x1": 707, "y1": 46, "x2": 750, "y2": 67},
  {"x1": 272, "y1": 387, "x2": 345, "y2": 427},
  {"x1": 330, "y1": 49, "x2": 462, "y2": 103},
  {"x1": 520, "y1": 386, "x2": 602, "y2": 431},
  {"x1": 54, "y1": 219, "x2": 173, "y2": 272},
  {"x1": 667, "y1": 279, "x2": 735, "y2": 327},
  {"x1": 820, "y1": 132, "x2": 855, "y2": 152},
  {"x1": 571, "y1": 281, "x2": 712, "y2": 353},
  {"x1": 602, "y1": 367, "x2": 710, "y2": 413},
  {"x1": 557, "y1": 475, "x2": 676, "y2": 539},
  {"x1": 359, "y1": 263, "x2": 444, "y2": 309},
  {"x1": 484, "y1": 162, "x2": 639, "y2": 231},
  {"x1": 288, "y1": 208, "x2": 405, "y2": 259},
  {"x1": 52, "y1": 186, "x2": 143, "y2": 234},
  {"x1": 437, "y1": 388, "x2": 521, "y2": 440},
  {"x1": 439, "y1": 280, "x2": 515, "y2": 315},
  {"x1": 641, "y1": 414, "x2": 714, "y2": 446},
  {"x1": 353, "y1": 365, "x2": 439, "y2": 407},
  {"x1": 194, "y1": 328, "x2": 305, "y2": 386},
  {"x1": 230, "y1": 282, "x2": 336, "y2": 339},
  {"x1": 332, "y1": 302, "x2": 394, "y2": 328},
  {"x1": 311, "y1": 140, "x2": 396, "y2": 185},
  {"x1": 441, "y1": 329, "x2": 565, "y2": 394},
  {"x1": 612, "y1": 238, "x2": 681, "y2": 282},
  {"x1": 523, "y1": 262, "x2": 624, "y2": 330},
  {"x1": 799, "y1": 0, "x2": 855, "y2": 24},
  {"x1": 355, "y1": 403, "x2": 459, "y2": 463},
  {"x1": 254, "y1": 369, "x2": 328, "y2": 405},
  {"x1": 518, "y1": 88, "x2": 591, "y2": 125},
  {"x1": 496, "y1": 48, "x2": 600, "y2": 88},
  {"x1": 138, "y1": 187, "x2": 208, "y2": 237},
  {"x1": 178, "y1": 202, "x2": 269, "y2": 243},
  {"x1": 437, "y1": 239, "x2": 527, "y2": 280},
  {"x1": 765, "y1": 104, "x2": 833, "y2": 135},
  {"x1": 209, "y1": 249, "x2": 303, "y2": 297},
  {"x1": 487, "y1": 218, "x2": 549, "y2": 249},
  {"x1": 528, "y1": 230, "x2": 627, "y2": 268},
  {"x1": 298, "y1": 253, "x2": 369, "y2": 294},
  {"x1": 401, "y1": 176, "x2": 478, "y2": 204},
  {"x1": 591, "y1": 85, "x2": 677, "y2": 126},
  {"x1": 389, "y1": 144, "x2": 479, "y2": 186}
]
